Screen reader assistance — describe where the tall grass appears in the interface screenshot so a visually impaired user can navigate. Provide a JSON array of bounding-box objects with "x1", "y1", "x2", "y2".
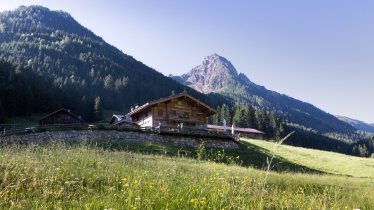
[{"x1": 0, "y1": 142, "x2": 373, "y2": 209}]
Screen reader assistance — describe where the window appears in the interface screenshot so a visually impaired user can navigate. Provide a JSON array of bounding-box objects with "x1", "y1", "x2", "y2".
[{"x1": 171, "y1": 110, "x2": 176, "y2": 116}]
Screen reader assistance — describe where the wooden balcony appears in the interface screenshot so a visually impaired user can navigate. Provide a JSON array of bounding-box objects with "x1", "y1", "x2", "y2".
[
  {"x1": 167, "y1": 116, "x2": 204, "y2": 124},
  {"x1": 156, "y1": 125, "x2": 239, "y2": 142}
]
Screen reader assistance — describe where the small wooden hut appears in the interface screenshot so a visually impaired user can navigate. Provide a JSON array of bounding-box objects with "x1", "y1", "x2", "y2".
[{"x1": 39, "y1": 108, "x2": 86, "y2": 125}]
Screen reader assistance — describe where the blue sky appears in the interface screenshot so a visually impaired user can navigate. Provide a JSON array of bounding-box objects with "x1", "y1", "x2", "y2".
[{"x1": 1, "y1": 1, "x2": 374, "y2": 123}]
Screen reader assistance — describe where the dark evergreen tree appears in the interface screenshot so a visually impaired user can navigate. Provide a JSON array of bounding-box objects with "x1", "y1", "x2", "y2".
[
  {"x1": 94, "y1": 96, "x2": 103, "y2": 121},
  {"x1": 0, "y1": 98, "x2": 5, "y2": 123},
  {"x1": 221, "y1": 104, "x2": 231, "y2": 126},
  {"x1": 255, "y1": 109, "x2": 268, "y2": 132},
  {"x1": 246, "y1": 104, "x2": 256, "y2": 128},
  {"x1": 232, "y1": 104, "x2": 248, "y2": 127},
  {"x1": 212, "y1": 105, "x2": 222, "y2": 125}
]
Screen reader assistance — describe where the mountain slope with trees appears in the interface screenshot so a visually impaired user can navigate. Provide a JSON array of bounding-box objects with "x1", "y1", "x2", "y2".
[
  {"x1": 0, "y1": 6, "x2": 228, "y2": 122},
  {"x1": 336, "y1": 115, "x2": 374, "y2": 134},
  {"x1": 172, "y1": 54, "x2": 356, "y2": 137},
  {"x1": 172, "y1": 54, "x2": 374, "y2": 156}
]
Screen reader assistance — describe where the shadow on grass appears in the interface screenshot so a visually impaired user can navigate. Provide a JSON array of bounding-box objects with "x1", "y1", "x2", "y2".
[
  {"x1": 0, "y1": 136, "x2": 323, "y2": 174},
  {"x1": 88, "y1": 139, "x2": 323, "y2": 174},
  {"x1": 230, "y1": 141, "x2": 323, "y2": 174}
]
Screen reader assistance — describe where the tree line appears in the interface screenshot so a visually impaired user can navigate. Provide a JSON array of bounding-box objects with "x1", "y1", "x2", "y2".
[
  {"x1": 208, "y1": 104, "x2": 284, "y2": 140},
  {"x1": 0, "y1": 59, "x2": 104, "y2": 122}
]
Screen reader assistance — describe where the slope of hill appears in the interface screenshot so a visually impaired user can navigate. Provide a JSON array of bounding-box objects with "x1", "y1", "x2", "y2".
[
  {"x1": 0, "y1": 140, "x2": 372, "y2": 208},
  {"x1": 242, "y1": 138, "x2": 374, "y2": 178},
  {"x1": 0, "y1": 6, "x2": 228, "y2": 122},
  {"x1": 172, "y1": 54, "x2": 356, "y2": 138},
  {"x1": 336, "y1": 115, "x2": 374, "y2": 134}
]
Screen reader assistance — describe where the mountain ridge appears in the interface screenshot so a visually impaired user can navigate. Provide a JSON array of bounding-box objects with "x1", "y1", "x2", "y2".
[
  {"x1": 171, "y1": 53, "x2": 357, "y2": 138},
  {"x1": 336, "y1": 115, "x2": 374, "y2": 134}
]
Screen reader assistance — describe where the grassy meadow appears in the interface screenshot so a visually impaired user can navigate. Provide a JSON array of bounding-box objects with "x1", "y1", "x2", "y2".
[
  {"x1": 0, "y1": 139, "x2": 373, "y2": 209},
  {"x1": 244, "y1": 138, "x2": 374, "y2": 178}
]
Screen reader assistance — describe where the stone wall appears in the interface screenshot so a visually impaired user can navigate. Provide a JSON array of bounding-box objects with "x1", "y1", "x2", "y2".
[{"x1": 0, "y1": 130, "x2": 239, "y2": 149}]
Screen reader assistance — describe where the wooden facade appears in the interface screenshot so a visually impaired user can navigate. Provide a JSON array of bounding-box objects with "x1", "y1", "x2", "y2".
[
  {"x1": 128, "y1": 92, "x2": 216, "y2": 128},
  {"x1": 39, "y1": 108, "x2": 86, "y2": 125}
]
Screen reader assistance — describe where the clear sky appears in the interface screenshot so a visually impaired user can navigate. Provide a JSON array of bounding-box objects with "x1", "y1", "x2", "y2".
[{"x1": 1, "y1": 0, "x2": 374, "y2": 123}]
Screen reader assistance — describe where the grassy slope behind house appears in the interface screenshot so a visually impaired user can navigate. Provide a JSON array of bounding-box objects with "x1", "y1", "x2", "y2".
[
  {"x1": 0, "y1": 143, "x2": 373, "y2": 209},
  {"x1": 243, "y1": 138, "x2": 374, "y2": 178}
]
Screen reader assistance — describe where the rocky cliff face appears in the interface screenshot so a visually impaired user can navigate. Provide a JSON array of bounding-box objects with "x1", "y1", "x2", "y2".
[{"x1": 173, "y1": 53, "x2": 239, "y2": 93}]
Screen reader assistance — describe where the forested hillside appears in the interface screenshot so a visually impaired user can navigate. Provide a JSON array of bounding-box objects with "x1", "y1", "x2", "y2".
[
  {"x1": 172, "y1": 54, "x2": 374, "y2": 156},
  {"x1": 173, "y1": 54, "x2": 357, "y2": 140},
  {"x1": 336, "y1": 115, "x2": 374, "y2": 134},
  {"x1": 0, "y1": 6, "x2": 227, "y2": 122}
]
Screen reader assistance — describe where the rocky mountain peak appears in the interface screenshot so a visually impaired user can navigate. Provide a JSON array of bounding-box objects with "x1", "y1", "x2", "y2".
[
  {"x1": 175, "y1": 54, "x2": 239, "y2": 93},
  {"x1": 201, "y1": 53, "x2": 238, "y2": 77}
]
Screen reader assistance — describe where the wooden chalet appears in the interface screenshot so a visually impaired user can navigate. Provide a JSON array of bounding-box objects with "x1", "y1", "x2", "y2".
[
  {"x1": 128, "y1": 92, "x2": 216, "y2": 128},
  {"x1": 207, "y1": 125, "x2": 265, "y2": 139},
  {"x1": 39, "y1": 108, "x2": 86, "y2": 125}
]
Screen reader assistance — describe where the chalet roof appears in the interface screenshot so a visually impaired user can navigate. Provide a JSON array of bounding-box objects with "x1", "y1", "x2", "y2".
[
  {"x1": 128, "y1": 92, "x2": 216, "y2": 117},
  {"x1": 39, "y1": 108, "x2": 87, "y2": 123},
  {"x1": 110, "y1": 115, "x2": 124, "y2": 124},
  {"x1": 114, "y1": 118, "x2": 135, "y2": 125},
  {"x1": 207, "y1": 124, "x2": 265, "y2": 134},
  {"x1": 113, "y1": 114, "x2": 124, "y2": 120}
]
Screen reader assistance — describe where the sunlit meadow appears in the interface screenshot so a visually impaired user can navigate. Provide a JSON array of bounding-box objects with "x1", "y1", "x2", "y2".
[{"x1": 0, "y1": 142, "x2": 373, "y2": 209}]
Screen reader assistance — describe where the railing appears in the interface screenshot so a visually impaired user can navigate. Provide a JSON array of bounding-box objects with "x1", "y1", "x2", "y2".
[{"x1": 156, "y1": 125, "x2": 239, "y2": 142}]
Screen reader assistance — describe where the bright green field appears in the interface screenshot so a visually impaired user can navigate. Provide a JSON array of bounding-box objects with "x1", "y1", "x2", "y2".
[
  {"x1": 0, "y1": 141, "x2": 373, "y2": 209},
  {"x1": 243, "y1": 138, "x2": 374, "y2": 178}
]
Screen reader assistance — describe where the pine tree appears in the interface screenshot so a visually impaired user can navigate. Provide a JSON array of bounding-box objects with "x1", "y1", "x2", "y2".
[
  {"x1": 94, "y1": 96, "x2": 103, "y2": 121},
  {"x1": 0, "y1": 98, "x2": 5, "y2": 123},
  {"x1": 103, "y1": 74, "x2": 113, "y2": 90},
  {"x1": 358, "y1": 144, "x2": 369, "y2": 157},
  {"x1": 246, "y1": 104, "x2": 256, "y2": 128},
  {"x1": 232, "y1": 105, "x2": 241, "y2": 127},
  {"x1": 221, "y1": 104, "x2": 232, "y2": 126},
  {"x1": 213, "y1": 105, "x2": 222, "y2": 125},
  {"x1": 255, "y1": 109, "x2": 269, "y2": 132},
  {"x1": 233, "y1": 104, "x2": 248, "y2": 127}
]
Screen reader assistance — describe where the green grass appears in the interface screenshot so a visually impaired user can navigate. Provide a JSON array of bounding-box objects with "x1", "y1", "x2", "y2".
[
  {"x1": 243, "y1": 138, "x2": 374, "y2": 178},
  {"x1": 0, "y1": 141, "x2": 373, "y2": 209}
]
